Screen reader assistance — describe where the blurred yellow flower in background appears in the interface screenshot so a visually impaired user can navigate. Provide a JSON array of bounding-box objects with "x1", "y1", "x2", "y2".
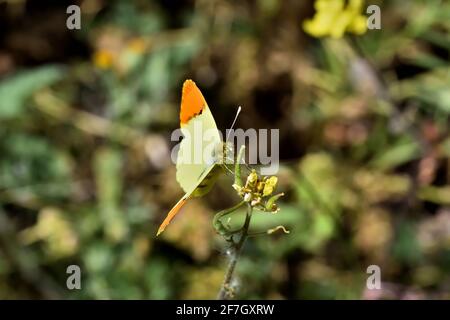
[
  {"x1": 127, "y1": 38, "x2": 147, "y2": 55},
  {"x1": 91, "y1": 29, "x2": 148, "y2": 74},
  {"x1": 93, "y1": 49, "x2": 114, "y2": 69},
  {"x1": 303, "y1": 0, "x2": 368, "y2": 38},
  {"x1": 19, "y1": 207, "x2": 79, "y2": 259}
]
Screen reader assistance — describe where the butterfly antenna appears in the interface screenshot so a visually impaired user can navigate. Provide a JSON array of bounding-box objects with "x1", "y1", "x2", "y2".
[{"x1": 226, "y1": 106, "x2": 242, "y2": 142}]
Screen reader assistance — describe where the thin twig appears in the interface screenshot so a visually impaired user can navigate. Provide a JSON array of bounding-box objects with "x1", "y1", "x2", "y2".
[{"x1": 217, "y1": 203, "x2": 252, "y2": 300}]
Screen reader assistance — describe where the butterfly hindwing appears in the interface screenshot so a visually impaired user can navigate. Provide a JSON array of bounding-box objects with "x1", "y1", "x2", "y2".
[{"x1": 156, "y1": 163, "x2": 221, "y2": 236}]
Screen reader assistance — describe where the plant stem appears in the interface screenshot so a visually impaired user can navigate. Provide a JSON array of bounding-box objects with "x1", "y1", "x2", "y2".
[
  {"x1": 217, "y1": 203, "x2": 252, "y2": 300},
  {"x1": 213, "y1": 200, "x2": 245, "y2": 236}
]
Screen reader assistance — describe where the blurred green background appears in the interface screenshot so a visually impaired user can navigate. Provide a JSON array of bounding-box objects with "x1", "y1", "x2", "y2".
[{"x1": 0, "y1": 0, "x2": 449, "y2": 299}]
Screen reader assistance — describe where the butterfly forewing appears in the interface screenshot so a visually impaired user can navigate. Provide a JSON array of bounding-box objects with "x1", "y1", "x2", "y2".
[{"x1": 156, "y1": 80, "x2": 223, "y2": 236}]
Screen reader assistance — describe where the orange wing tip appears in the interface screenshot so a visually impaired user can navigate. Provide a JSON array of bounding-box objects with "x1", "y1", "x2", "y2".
[
  {"x1": 156, "y1": 197, "x2": 187, "y2": 236},
  {"x1": 180, "y1": 79, "x2": 207, "y2": 125}
]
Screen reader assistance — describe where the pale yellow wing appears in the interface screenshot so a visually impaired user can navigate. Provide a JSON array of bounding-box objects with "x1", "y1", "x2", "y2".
[
  {"x1": 156, "y1": 80, "x2": 222, "y2": 236},
  {"x1": 176, "y1": 80, "x2": 221, "y2": 194},
  {"x1": 156, "y1": 163, "x2": 220, "y2": 236}
]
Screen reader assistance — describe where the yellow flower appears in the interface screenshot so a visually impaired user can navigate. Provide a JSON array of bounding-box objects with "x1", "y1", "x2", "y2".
[
  {"x1": 92, "y1": 49, "x2": 115, "y2": 69},
  {"x1": 263, "y1": 176, "x2": 278, "y2": 197},
  {"x1": 303, "y1": 0, "x2": 368, "y2": 38},
  {"x1": 245, "y1": 170, "x2": 259, "y2": 189},
  {"x1": 19, "y1": 207, "x2": 79, "y2": 258},
  {"x1": 127, "y1": 37, "x2": 147, "y2": 54}
]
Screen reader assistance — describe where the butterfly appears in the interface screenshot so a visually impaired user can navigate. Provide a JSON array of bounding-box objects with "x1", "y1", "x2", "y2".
[{"x1": 156, "y1": 79, "x2": 236, "y2": 236}]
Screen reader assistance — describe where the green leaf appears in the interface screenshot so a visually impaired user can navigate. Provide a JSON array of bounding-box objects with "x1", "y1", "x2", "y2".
[
  {"x1": 418, "y1": 186, "x2": 450, "y2": 205},
  {"x1": 392, "y1": 223, "x2": 423, "y2": 266},
  {"x1": 370, "y1": 138, "x2": 421, "y2": 170},
  {"x1": 94, "y1": 147, "x2": 128, "y2": 242},
  {"x1": 0, "y1": 65, "x2": 64, "y2": 119}
]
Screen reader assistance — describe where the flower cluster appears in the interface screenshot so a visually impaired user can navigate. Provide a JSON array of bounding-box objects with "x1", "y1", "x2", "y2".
[
  {"x1": 92, "y1": 34, "x2": 147, "y2": 73},
  {"x1": 233, "y1": 170, "x2": 284, "y2": 212},
  {"x1": 303, "y1": 0, "x2": 367, "y2": 38}
]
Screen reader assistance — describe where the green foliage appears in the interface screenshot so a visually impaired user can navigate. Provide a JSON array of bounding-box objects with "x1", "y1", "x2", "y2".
[
  {"x1": 0, "y1": 66, "x2": 63, "y2": 119},
  {"x1": 0, "y1": 0, "x2": 449, "y2": 300}
]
